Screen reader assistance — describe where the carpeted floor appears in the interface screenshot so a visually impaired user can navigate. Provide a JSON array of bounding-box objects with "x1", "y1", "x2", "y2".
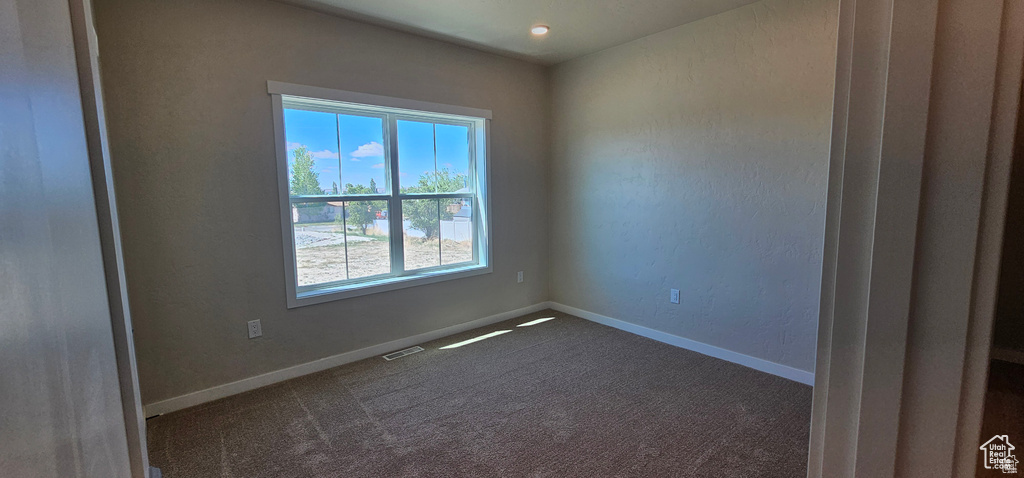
[{"x1": 146, "y1": 310, "x2": 812, "y2": 477}]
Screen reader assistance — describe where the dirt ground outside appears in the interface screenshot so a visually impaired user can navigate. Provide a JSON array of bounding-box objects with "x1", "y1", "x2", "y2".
[{"x1": 293, "y1": 224, "x2": 472, "y2": 286}]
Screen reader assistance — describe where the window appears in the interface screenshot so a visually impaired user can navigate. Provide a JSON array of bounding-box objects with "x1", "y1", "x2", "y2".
[{"x1": 269, "y1": 82, "x2": 491, "y2": 307}]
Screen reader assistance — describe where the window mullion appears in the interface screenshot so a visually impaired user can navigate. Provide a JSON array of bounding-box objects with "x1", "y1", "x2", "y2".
[
  {"x1": 290, "y1": 194, "x2": 390, "y2": 203},
  {"x1": 336, "y1": 113, "x2": 343, "y2": 194},
  {"x1": 435, "y1": 198, "x2": 442, "y2": 266},
  {"x1": 432, "y1": 124, "x2": 441, "y2": 265},
  {"x1": 342, "y1": 202, "x2": 350, "y2": 280},
  {"x1": 337, "y1": 114, "x2": 351, "y2": 280},
  {"x1": 467, "y1": 123, "x2": 476, "y2": 194},
  {"x1": 468, "y1": 123, "x2": 479, "y2": 265},
  {"x1": 386, "y1": 113, "x2": 405, "y2": 275}
]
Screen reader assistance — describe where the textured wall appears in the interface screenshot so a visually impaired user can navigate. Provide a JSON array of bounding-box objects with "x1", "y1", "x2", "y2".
[
  {"x1": 549, "y1": 0, "x2": 837, "y2": 372},
  {"x1": 93, "y1": 0, "x2": 549, "y2": 405}
]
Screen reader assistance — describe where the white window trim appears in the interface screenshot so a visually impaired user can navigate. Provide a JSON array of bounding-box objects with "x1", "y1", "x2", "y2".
[
  {"x1": 269, "y1": 81, "x2": 492, "y2": 308},
  {"x1": 268, "y1": 81, "x2": 492, "y2": 119}
]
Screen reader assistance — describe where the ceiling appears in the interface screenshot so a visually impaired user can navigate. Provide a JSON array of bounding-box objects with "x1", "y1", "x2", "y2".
[{"x1": 279, "y1": 0, "x2": 760, "y2": 65}]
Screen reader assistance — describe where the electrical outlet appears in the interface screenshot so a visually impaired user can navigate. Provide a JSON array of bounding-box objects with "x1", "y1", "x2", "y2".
[
  {"x1": 517, "y1": 271, "x2": 524, "y2": 283},
  {"x1": 670, "y1": 289, "x2": 680, "y2": 304},
  {"x1": 247, "y1": 319, "x2": 262, "y2": 339}
]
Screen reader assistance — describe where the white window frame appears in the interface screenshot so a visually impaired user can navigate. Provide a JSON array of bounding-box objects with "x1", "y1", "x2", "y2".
[{"x1": 268, "y1": 81, "x2": 492, "y2": 308}]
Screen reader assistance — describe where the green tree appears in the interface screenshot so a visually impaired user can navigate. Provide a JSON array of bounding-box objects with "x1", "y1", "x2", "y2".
[
  {"x1": 344, "y1": 183, "x2": 371, "y2": 196},
  {"x1": 343, "y1": 183, "x2": 381, "y2": 235},
  {"x1": 401, "y1": 169, "x2": 467, "y2": 239},
  {"x1": 289, "y1": 146, "x2": 324, "y2": 196},
  {"x1": 400, "y1": 168, "x2": 467, "y2": 195}
]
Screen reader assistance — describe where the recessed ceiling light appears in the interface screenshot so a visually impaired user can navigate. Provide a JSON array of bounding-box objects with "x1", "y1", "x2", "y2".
[{"x1": 531, "y1": 25, "x2": 549, "y2": 35}]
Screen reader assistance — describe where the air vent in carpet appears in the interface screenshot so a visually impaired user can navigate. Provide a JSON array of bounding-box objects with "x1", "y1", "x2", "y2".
[{"x1": 383, "y1": 346, "x2": 424, "y2": 361}]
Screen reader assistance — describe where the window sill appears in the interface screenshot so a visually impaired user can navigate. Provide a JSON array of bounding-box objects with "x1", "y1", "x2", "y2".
[{"x1": 287, "y1": 264, "x2": 492, "y2": 308}]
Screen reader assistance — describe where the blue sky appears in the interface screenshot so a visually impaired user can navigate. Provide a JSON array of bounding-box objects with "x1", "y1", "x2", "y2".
[{"x1": 284, "y1": 109, "x2": 469, "y2": 194}]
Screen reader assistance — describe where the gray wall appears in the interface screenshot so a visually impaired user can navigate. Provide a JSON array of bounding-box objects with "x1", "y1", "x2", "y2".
[
  {"x1": 549, "y1": 0, "x2": 837, "y2": 373},
  {"x1": 0, "y1": 0, "x2": 131, "y2": 475},
  {"x1": 93, "y1": 0, "x2": 550, "y2": 405}
]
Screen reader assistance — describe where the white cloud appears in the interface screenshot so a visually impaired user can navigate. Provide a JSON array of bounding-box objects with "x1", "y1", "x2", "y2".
[
  {"x1": 310, "y1": 149, "x2": 337, "y2": 159},
  {"x1": 286, "y1": 142, "x2": 336, "y2": 159},
  {"x1": 350, "y1": 141, "x2": 384, "y2": 158},
  {"x1": 371, "y1": 163, "x2": 385, "y2": 169}
]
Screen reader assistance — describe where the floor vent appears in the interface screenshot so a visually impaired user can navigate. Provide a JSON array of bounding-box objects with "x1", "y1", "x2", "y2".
[{"x1": 383, "y1": 346, "x2": 424, "y2": 361}]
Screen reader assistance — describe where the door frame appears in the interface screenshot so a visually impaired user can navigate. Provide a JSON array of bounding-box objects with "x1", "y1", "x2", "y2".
[
  {"x1": 808, "y1": 0, "x2": 1024, "y2": 476},
  {"x1": 68, "y1": 0, "x2": 150, "y2": 476}
]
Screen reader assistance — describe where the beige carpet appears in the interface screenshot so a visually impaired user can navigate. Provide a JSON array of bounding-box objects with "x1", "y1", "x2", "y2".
[{"x1": 146, "y1": 310, "x2": 812, "y2": 477}]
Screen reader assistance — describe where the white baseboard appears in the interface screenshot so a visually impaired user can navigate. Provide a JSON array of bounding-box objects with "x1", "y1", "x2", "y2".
[
  {"x1": 145, "y1": 300, "x2": 814, "y2": 416},
  {"x1": 143, "y1": 302, "x2": 552, "y2": 417},
  {"x1": 548, "y1": 302, "x2": 815, "y2": 386},
  {"x1": 991, "y1": 346, "x2": 1024, "y2": 366}
]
